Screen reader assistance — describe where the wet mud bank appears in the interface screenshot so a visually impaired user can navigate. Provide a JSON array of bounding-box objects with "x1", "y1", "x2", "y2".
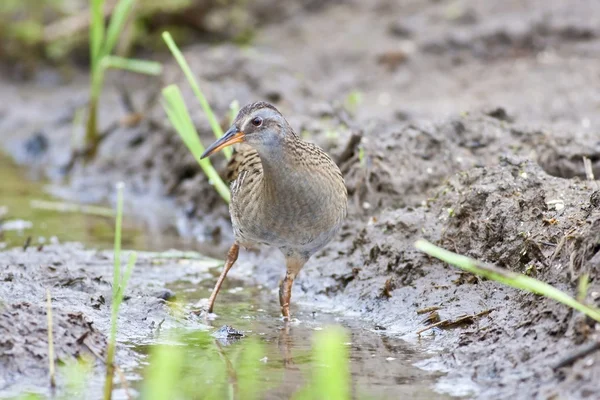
[
  {"x1": 2, "y1": 0, "x2": 600, "y2": 398},
  {"x1": 0, "y1": 244, "x2": 218, "y2": 397}
]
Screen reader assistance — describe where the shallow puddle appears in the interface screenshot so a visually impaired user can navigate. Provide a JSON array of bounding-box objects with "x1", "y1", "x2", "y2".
[
  {"x1": 131, "y1": 278, "x2": 454, "y2": 399},
  {"x1": 0, "y1": 152, "x2": 459, "y2": 399},
  {"x1": 0, "y1": 153, "x2": 224, "y2": 255}
]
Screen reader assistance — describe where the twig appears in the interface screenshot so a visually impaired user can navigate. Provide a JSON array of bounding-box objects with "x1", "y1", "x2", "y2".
[
  {"x1": 336, "y1": 132, "x2": 363, "y2": 166},
  {"x1": 549, "y1": 228, "x2": 576, "y2": 264},
  {"x1": 583, "y1": 157, "x2": 595, "y2": 181},
  {"x1": 553, "y1": 340, "x2": 600, "y2": 370},
  {"x1": 46, "y1": 289, "x2": 56, "y2": 389},
  {"x1": 417, "y1": 309, "x2": 494, "y2": 335},
  {"x1": 583, "y1": 156, "x2": 599, "y2": 190},
  {"x1": 114, "y1": 365, "x2": 132, "y2": 400},
  {"x1": 23, "y1": 236, "x2": 32, "y2": 251},
  {"x1": 416, "y1": 306, "x2": 441, "y2": 315},
  {"x1": 81, "y1": 338, "x2": 103, "y2": 360}
]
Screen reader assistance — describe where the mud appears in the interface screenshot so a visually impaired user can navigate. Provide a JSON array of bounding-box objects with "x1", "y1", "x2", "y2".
[
  {"x1": 2, "y1": 0, "x2": 600, "y2": 398},
  {"x1": 0, "y1": 244, "x2": 451, "y2": 399},
  {"x1": 0, "y1": 244, "x2": 220, "y2": 397}
]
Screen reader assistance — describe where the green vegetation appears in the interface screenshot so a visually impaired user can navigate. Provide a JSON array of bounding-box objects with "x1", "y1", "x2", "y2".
[
  {"x1": 0, "y1": 0, "x2": 198, "y2": 66},
  {"x1": 415, "y1": 239, "x2": 600, "y2": 322},
  {"x1": 294, "y1": 327, "x2": 350, "y2": 400},
  {"x1": 142, "y1": 331, "x2": 264, "y2": 399},
  {"x1": 161, "y1": 85, "x2": 231, "y2": 203},
  {"x1": 103, "y1": 182, "x2": 137, "y2": 400},
  {"x1": 140, "y1": 326, "x2": 352, "y2": 400},
  {"x1": 160, "y1": 31, "x2": 232, "y2": 203},
  {"x1": 162, "y1": 31, "x2": 232, "y2": 160},
  {"x1": 86, "y1": 0, "x2": 163, "y2": 158}
]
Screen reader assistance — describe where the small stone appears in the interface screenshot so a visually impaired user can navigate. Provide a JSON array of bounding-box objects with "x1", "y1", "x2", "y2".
[
  {"x1": 154, "y1": 289, "x2": 176, "y2": 301},
  {"x1": 24, "y1": 131, "x2": 49, "y2": 157},
  {"x1": 212, "y1": 325, "x2": 244, "y2": 340}
]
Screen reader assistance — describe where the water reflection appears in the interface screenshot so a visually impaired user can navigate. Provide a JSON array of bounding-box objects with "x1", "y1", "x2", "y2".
[{"x1": 154, "y1": 278, "x2": 454, "y2": 399}]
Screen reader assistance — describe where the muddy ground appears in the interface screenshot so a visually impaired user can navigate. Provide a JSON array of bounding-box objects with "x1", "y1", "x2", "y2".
[
  {"x1": 2, "y1": 0, "x2": 600, "y2": 398},
  {"x1": 0, "y1": 245, "x2": 220, "y2": 397}
]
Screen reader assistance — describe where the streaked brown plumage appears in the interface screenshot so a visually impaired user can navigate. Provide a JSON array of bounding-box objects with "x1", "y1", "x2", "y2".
[{"x1": 201, "y1": 101, "x2": 347, "y2": 319}]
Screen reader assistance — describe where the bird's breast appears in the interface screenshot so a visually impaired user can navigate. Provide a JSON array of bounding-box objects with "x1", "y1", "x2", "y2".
[{"x1": 230, "y1": 171, "x2": 346, "y2": 254}]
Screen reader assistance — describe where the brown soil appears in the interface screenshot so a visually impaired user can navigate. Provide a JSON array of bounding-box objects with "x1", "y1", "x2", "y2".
[{"x1": 1, "y1": 0, "x2": 600, "y2": 398}]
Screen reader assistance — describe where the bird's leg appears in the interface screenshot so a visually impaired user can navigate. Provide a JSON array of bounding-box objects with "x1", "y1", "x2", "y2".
[
  {"x1": 279, "y1": 256, "x2": 305, "y2": 319},
  {"x1": 207, "y1": 242, "x2": 240, "y2": 313},
  {"x1": 279, "y1": 272, "x2": 296, "y2": 319}
]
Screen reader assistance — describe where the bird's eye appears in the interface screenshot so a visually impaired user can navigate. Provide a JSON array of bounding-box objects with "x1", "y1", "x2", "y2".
[{"x1": 251, "y1": 117, "x2": 263, "y2": 127}]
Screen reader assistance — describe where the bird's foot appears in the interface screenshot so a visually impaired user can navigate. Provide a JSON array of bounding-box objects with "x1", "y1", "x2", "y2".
[
  {"x1": 279, "y1": 315, "x2": 300, "y2": 325},
  {"x1": 191, "y1": 298, "x2": 218, "y2": 320}
]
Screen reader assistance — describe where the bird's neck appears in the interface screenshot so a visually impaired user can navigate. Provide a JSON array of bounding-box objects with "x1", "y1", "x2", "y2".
[{"x1": 256, "y1": 139, "x2": 306, "y2": 200}]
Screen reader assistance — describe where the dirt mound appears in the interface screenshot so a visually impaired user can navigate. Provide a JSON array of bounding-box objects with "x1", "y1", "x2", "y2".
[
  {"x1": 0, "y1": 302, "x2": 105, "y2": 389},
  {"x1": 294, "y1": 116, "x2": 600, "y2": 398}
]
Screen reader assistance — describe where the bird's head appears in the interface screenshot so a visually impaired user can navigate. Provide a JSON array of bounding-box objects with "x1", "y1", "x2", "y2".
[{"x1": 201, "y1": 101, "x2": 293, "y2": 159}]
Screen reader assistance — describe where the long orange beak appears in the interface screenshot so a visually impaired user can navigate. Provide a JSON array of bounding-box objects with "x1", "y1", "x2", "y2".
[{"x1": 201, "y1": 126, "x2": 245, "y2": 158}]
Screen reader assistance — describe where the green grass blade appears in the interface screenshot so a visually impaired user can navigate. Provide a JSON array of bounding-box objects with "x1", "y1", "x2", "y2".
[
  {"x1": 143, "y1": 343, "x2": 185, "y2": 400},
  {"x1": 104, "y1": 183, "x2": 137, "y2": 400},
  {"x1": 90, "y1": 0, "x2": 105, "y2": 70},
  {"x1": 102, "y1": 0, "x2": 135, "y2": 57},
  {"x1": 577, "y1": 273, "x2": 590, "y2": 302},
  {"x1": 236, "y1": 339, "x2": 264, "y2": 400},
  {"x1": 162, "y1": 85, "x2": 231, "y2": 203},
  {"x1": 113, "y1": 182, "x2": 124, "y2": 300},
  {"x1": 414, "y1": 239, "x2": 600, "y2": 322},
  {"x1": 120, "y1": 252, "x2": 137, "y2": 298},
  {"x1": 101, "y1": 55, "x2": 163, "y2": 75},
  {"x1": 313, "y1": 327, "x2": 350, "y2": 400},
  {"x1": 161, "y1": 31, "x2": 231, "y2": 159},
  {"x1": 61, "y1": 356, "x2": 94, "y2": 398}
]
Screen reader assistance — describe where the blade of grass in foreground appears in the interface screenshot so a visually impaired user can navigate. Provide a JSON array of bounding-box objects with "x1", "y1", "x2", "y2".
[
  {"x1": 162, "y1": 84, "x2": 231, "y2": 204},
  {"x1": 103, "y1": 183, "x2": 138, "y2": 400},
  {"x1": 414, "y1": 239, "x2": 600, "y2": 322},
  {"x1": 143, "y1": 343, "x2": 185, "y2": 400},
  {"x1": 162, "y1": 31, "x2": 231, "y2": 160},
  {"x1": 312, "y1": 327, "x2": 350, "y2": 400}
]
